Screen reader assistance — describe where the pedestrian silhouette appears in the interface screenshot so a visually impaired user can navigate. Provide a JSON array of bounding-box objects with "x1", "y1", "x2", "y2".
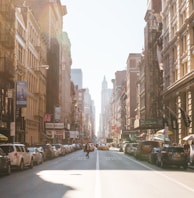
[{"x1": 85, "y1": 143, "x2": 90, "y2": 158}]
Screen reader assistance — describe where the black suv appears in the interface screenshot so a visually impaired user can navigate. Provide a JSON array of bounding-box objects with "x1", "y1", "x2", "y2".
[
  {"x1": 0, "y1": 148, "x2": 11, "y2": 175},
  {"x1": 156, "y1": 146, "x2": 188, "y2": 169},
  {"x1": 135, "y1": 140, "x2": 160, "y2": 160}
]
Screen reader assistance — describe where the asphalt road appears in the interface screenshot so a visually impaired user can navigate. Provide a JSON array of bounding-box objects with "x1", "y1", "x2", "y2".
[{"x1": 0, "y1": 147, "x2": 194, "y2": 198}]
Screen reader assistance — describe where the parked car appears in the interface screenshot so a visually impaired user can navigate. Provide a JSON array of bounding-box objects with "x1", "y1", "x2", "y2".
[
  {"x1": 52, "y1": 145, "x2": 60, "y2": 157},
  {"x1": 0, "y1": 143, "x2": 33, "y2": 171},
  {"x1": 148, "y1": 147, "x2": 161, "y2": 164},
  {"x1": 52, "y1": 144, "x2": 65, "y2": 156},
  {"x1": 125, "y1": 143, "x2": 138, "y2": 155},
  {"x1": 189, "y1": 143, "x2": 194, "y2": 165},
  {"x1": 63, "y1": 144, "x2": 71, "y2": 154},
  {"x1": 135, "y1": 140, "x2": 160, "y2": 160},
  {"x1": 27, "y1": 147, "x2": 43, "y2": 165},
  {"x1": 119, "y1": 141, "x2": 129, "y2": 152},
  {"x1": 131, "y1": 143, "x2": 139, "y2": 156},
  {"x1": 41, "y1": 144, "x2": 55, "y2": 160},
  {"x1": 36, "y1": 146, "x2": 46, "y2": 161},
  {"x1": 156, "y1": 146, "x2": 188, "y2": 169},
  {"x1": 0, "y1": 148, "x2": 11, "y2": 175},
  {"x1": 123, "y1": 143, "x2": 130, "y2": 153}
]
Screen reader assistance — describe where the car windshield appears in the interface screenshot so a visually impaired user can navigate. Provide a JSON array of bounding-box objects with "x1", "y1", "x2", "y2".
[
  {"x1": 167, "y1": 147, "x2": 184, "y2": 152},
  {"x1": 142, "y1": 141, "x2": 159, "y2": 147},
  {"x1": 53, "y1": 145, "x2": 60, "y2": 149},
  {"x1": 37, "y1": 147, "x2": 43, "y2": 151},
  {"x1": 0, "y1": 148, "x2": 4, "y2": 155},
  {"x1": 0, "y1": 145, "x2": 14, "y2": 153},
  {"x1": 28, "y1": 148, "x2": 35, "y2": 152}
]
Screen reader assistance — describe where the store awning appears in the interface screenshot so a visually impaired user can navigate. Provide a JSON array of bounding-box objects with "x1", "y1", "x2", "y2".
[
  {"x1": 156, "y1": 129, "x2": 173, "y2": 135},
  {"x1": 137, "y1": 133, "x2": 146, "y2": 138},
  {"x1": 0, "y1": 133, "x2": 8, "y2": 141},
  {"x1": 183, "y1": 134, "x2": 194, "y2": 141},
  {"x1": 153, "y1": 134, "x2": 170, "y2": 142}
]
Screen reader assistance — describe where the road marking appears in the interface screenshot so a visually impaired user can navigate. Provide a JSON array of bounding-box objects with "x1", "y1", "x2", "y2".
[
  {"x1": 104, "y1": 156, "x2": 122, "y2": 160},
  {"x1": 95, "y1": 150, "x2": 101, "y2": 198},
  {"x1": 67, "y1": 156, "x2": 87, "y2": 160}
]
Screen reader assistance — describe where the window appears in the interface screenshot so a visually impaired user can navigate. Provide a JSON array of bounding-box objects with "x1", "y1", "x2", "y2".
[
  {"x1": 170, "y1": 3, "x2": 176, "y2": 19},
  {"x1": 16, "y1": 146, "x2": 21, "y2": 152},
  {"x1": 130, "y1": 59, "x2": 136, "y2": 68},
  {"x1": 172, "y1": 46, "x2": 177, "y2": 63},
  {"x1": 181, "y1": 62, "x2": 188, "y2": 77},
  {"x1": 180, "y1": 34, "x2": 187, "y2": 55}
]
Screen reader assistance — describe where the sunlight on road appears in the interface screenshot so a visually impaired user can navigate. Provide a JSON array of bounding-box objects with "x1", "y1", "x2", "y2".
[
  {"x1": 36, "y1": 169, "x2": 134, "y2": 198},
  {"x1": 37, "y1": 170, "x2": 96, "y2": 197}
]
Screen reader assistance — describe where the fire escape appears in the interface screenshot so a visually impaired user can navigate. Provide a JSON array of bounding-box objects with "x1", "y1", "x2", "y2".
[{"x1": 146, "y1": 12, "x2": 163, "y2": 121}]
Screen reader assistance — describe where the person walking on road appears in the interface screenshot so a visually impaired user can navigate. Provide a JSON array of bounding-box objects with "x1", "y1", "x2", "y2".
[{"x1": 85, "y1": 143, "x2": 90, "y2": 158}]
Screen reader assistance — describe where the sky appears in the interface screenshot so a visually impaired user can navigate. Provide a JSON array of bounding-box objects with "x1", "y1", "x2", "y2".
[{"x1": 61, "y1": 0, "x2": 147, "y2": 131}]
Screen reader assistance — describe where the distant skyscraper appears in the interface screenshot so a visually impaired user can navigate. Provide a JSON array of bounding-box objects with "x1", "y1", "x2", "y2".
[
  {"x1": 71, "y1": 68, "x2": 83, "y2": 89},
  {"x1": 99, "y1": 76, "x2": 112, "y2": 140},
  {"x1": 101, "y1": 76, "x2": 112, "y2": 113}
]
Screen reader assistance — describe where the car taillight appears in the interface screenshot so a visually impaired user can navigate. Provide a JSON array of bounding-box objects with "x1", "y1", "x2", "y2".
[{"x1": 14, "y1": 152, "x2": 18, "y2": 157}]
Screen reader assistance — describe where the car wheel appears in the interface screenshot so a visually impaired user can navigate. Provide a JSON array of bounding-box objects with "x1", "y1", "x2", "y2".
[
  {"x1": 148, "y1": 154, "x2": 152, "y2": 163},
  {"x1": 19, "y1": 160, "x2": 24, "y2": 171},
  {"x1": 160, "y1": 160, "x2": 165, "y2": 168},
  {"x1": 156, "y1": 159, "x2": 159, "y2": 166},
  {"x1": 36, "y1": 158, "x2": 40, "y2": 165},
  {"x1": 183, "y1": 164, "x2": 188, "y2": 169},
  {"x1": 30, "y1": 159, "x2": 34, "y2": 169},
  {"x1": 6, "y1": 164, "x2": 11, "y2": 175}
]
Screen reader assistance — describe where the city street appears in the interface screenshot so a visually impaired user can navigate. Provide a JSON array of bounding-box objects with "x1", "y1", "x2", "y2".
[{"x1": 0, "y1": 147, "x2": 194, "y2": 198}]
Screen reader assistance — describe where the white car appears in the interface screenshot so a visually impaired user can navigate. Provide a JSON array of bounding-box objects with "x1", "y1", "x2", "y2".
[
  {"x1": 189, "y1": 144, "x2": 194, "y2": 165},
  {"x1": 52, "y1": 144, "x2": 65, "y2": 156},
  {"x1": 28, "y1": 147, "x2": 43, "y2": 165},
  {"x1": 0, "y1": 143, "x2": 34, "y2": 171},
  {"x1": 52, "y1": 145, "x2": 60, "y2": 157}
]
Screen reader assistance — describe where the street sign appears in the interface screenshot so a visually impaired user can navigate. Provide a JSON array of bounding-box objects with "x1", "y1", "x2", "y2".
[
  {"x1": 45, "y1": 122, "x2": 64, "y2": 129},
  {"x1": 10, "y1": 122, "x2": 15, "y2": 136},
  {"x1": 137, "y1": 118, "x2": 163, "y2": 129}
]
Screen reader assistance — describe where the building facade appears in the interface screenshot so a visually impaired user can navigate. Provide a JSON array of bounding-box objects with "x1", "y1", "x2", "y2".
[
  {"x1": 60, "y1": 32, "x2": 72, "y2": 131},
  {"x1": 126, "y1": 53, "x2": 141, "y2": 131},
  {"x1": 161, "y1": 0, "x2": 194, "y2": 144},
  {"x1": 111, "y1": 70, "x2": 126, "y2": 143},
  {"x1": 0, "y1": 0, "x2": 16, "y2": 142},
  {"x1": 71, "y1": 68, "x2": 83, "y2": 89}
]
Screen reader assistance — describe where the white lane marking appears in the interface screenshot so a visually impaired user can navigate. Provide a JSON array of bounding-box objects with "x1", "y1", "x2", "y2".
[
  {"x1": 121, "y1": 153, "x2": 194, "y2": 192},
  {"x1": 104, "y1": 156, "x2": 122, "y2": 160},
  {"x1": 95, "y1": 150, "x2": 101, "y2": 198}
]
